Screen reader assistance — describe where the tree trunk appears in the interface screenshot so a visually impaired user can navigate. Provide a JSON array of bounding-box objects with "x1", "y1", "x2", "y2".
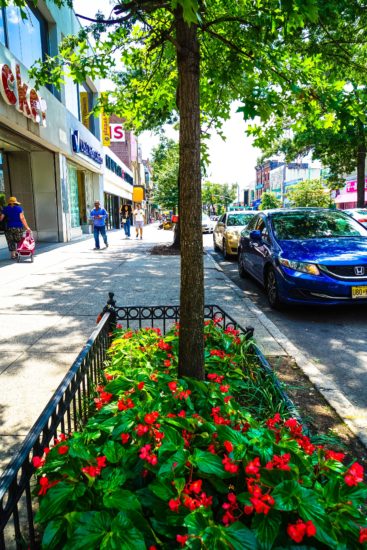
[
  {"x1": 176, "y1": 9, "x2": 204, "y2": 380},
  {"x1": 172, "y1": 176, "x2": 181, "y2": 248},
  {"x1": 357, "y1": 143, "x2": 366, "y2": 208}
]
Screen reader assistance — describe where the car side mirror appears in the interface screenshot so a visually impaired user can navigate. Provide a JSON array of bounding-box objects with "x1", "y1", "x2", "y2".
[{"x1": 250, "y1": 229, "x2": 262, "y2": 241}]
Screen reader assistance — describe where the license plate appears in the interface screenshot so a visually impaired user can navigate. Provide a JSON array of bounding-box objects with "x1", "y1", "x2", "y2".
[{"x1": 352, "y1": 286, "x2": 367, "y2": 299}]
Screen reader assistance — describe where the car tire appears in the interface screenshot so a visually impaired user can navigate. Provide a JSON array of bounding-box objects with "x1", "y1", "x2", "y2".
[
  {"x1": 265, "y1": 267, "x2": 283, "y2": 309},
  {"x1": 223, "y1": 239, "x2": 230, "y2": 260},
  {"x1": 213, "y1": 236, "x2": 220, "y2": 251},
  {"x1": 238, "y1": 252, "x2": 247, "y2": 278}
]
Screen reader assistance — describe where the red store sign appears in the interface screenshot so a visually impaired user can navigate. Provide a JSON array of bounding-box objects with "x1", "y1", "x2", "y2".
[
  {"x1": 0, "y1": 63, "x2": 47, "y2": 126},
  {"x1": 346, "y1": 179, "x2": 367, "y2": 193}
]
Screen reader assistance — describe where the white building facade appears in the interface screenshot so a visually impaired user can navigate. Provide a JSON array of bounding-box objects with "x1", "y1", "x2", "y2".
[{"x1": 0, "y1": 1, "x2": 103, "y2": 247}]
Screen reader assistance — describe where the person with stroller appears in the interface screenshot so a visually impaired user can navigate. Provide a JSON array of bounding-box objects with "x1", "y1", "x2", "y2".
[
  {"x1": 121, "y1": 204, "x2": 131, "y2": 238},
  {"x1": 0, "y1": 196, "x2": 31, "y2": 259},
  {"x1": 90, "y1": 200, "x2": 109, "y2": 250}
]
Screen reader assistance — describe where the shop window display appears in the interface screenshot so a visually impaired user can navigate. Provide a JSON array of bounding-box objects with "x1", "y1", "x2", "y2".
[{"x1": 67, "y1": 165, "x2": 80, "y2": 228}]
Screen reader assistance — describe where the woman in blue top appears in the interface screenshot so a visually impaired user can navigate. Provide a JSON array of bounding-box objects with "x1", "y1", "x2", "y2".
[{"x1": 0, "y1": 196, "x2": 31, "y2": 259}]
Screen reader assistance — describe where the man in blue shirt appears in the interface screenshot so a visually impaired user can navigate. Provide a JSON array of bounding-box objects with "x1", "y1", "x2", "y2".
[{"x1": 90, "y1": 200, "x2": 109, "y2": 250}]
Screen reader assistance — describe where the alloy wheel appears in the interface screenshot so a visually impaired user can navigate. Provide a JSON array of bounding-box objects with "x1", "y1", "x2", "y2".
[{"x1": 266, "y1": 267, "x2": 282, "y2": 309}]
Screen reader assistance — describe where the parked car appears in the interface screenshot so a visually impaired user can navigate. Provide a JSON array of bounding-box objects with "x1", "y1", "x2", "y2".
[
  {"x1": 213, "y1": 211, "x2": 257, "y2": 258},
  {"x1": 238, "y1": 208, "x2": 367, "y2": 308},
  {"x1": 344, "y1": 208, "x2": 367, "y2": 228},
  {"x1": 202, "y1": 213, "x2": 215, "y2": 233}
]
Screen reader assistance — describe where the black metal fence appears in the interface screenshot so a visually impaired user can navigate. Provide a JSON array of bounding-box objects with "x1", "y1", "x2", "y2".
[
  {"x1": 0, "y1": 313, "x2": 111, "y2": 550},
  {"x1": 0, "y1": 294, "x2": 297, "y2": 549}
]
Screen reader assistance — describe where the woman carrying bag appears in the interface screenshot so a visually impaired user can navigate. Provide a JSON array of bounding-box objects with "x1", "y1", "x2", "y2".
[
  {"x1": 121, "y1": 204, "x2": 131, "y2": 238},
  {"x1": 0, "y1": 196, "x2": 31, "y2": 259}
]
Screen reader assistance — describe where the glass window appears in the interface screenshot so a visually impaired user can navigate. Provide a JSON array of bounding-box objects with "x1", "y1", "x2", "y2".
[
  {"x1": 246, "y1": 215, "x2": 259, "y2": 231},
  {"x1": 80, "y1": 82, "x2": 98, "y2": 135},
  {"x1": 0, "y1": 153, "x2": 5, "y2": 209},
  {"x1": 0, "y1": 9, "x2": 5, "y2": 45},
  {"x1": 227, "y1": 213, "x2": 255, "y2": 227},
  {"x1": 67, "y1": 164, "x2": 80, "y2": 228},
  {"x1": 64, "y1": 76, "x2": 80, "y2": 119},
  {"x1": 271, "y1": 210, "x2": 367, "y2": 240},
  {"x1": 6, "y1": 3, "x2": 46, "y2": 68},
  {"x1": 256, "y1": 217, "x2": 270, "y2": 241}
]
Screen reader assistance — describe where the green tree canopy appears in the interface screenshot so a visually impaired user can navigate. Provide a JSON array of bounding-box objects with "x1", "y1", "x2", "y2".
[
  {"x1": 201, "y1": 182, "x2": 237, "y2": 215},
  {"x1": 18, "y1": 0, "x2": 367, "y2": 378},
  {"x1": 259, "y1": 191, "x2": 282, "y2": 210},
  {"x1": 151, "y1": 137, "x2": 179, "y2": 212},
  {"x1": 287, "y1": 179, "x2": 332, "y2": 208}
]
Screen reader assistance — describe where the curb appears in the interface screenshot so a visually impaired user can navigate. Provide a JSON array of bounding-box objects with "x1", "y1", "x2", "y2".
[{"x1": 206, "y1": 252, "x2": 367, "y2": 449}]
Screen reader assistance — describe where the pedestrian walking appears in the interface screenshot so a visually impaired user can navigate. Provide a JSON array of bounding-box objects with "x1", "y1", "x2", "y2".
[
  {"x1": 121, "y1": 204, "x2": 131, "y2": 238},
  {"x1": 133, "y1": 203, "x2": 145, "y2": 240},
  {"x1": 0, "y1": 196, "x2": 31, "y2": 259},
  {"x1": 90, "y1": 200, "x2": 108, "y2": 250}
]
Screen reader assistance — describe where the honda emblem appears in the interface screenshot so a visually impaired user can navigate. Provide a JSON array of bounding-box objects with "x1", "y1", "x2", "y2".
[{"x1": 354, "y1": 266, "x2": 365, "y2": 276}]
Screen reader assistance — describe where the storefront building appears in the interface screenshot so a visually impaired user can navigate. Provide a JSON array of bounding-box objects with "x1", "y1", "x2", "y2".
[
  {"x1": 0, "y1": 1, "x2": 103, "y2": 248},
  {"x1": 103, "y1": 147, "x2": 133, "y2": 229},
  {"x1": 335, "y1": 178, "x2": 367, "y2": 209}
]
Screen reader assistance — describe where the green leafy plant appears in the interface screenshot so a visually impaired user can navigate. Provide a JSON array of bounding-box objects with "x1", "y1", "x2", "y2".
[
  {"x1": 259, "y1": 192, "x2": 282, "y2": 211},
  {"x1": 33, "y1": 322, "x2": 367, "y2": 549},
  {"x1": 287, "y1": 179, "x2": 333, "y2": 208}
]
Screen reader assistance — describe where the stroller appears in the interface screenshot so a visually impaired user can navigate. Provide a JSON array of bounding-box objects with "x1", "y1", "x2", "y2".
[{"x1": 16, "y1": 230, "x2": 35, "y2": 262}]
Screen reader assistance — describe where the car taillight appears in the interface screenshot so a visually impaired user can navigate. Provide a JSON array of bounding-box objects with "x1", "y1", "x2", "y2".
[{"x1": 359, "y1": 218, "x2": 367, "y2": 222}]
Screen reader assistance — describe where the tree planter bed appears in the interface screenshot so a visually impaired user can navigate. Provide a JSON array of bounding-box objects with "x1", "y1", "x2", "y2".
[{"x1": 1, "y1": 295, "x2": 366, "y2": 549}]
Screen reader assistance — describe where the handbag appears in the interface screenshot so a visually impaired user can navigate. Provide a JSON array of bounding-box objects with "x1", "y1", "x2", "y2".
[{"x1": 0, "y1": 215, "x2": 7, "y2": 234}]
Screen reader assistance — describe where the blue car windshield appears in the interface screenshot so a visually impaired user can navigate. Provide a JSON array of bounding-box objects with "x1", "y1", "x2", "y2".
[
  {"x1": 271, "y1": 211, "x2": 367, "y2": 240},
  {"x1": 227, "y1": 214, "x2": 254, "y2": 226}
]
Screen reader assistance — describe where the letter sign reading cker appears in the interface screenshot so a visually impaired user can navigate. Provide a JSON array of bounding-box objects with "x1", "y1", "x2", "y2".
[
  {"x1": 0, "y1": 63, "x2": 47, "y2": 126},
  {"x1": 110, "y1": 123, "x2": 125, "y2": 142}
]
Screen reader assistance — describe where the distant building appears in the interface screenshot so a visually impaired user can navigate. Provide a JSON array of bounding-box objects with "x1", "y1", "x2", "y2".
[
  {"x1": 255, "y1": 160, "x2": 284, "y2": 200},
  {"x1": 255, "y1": 160, "x2": 321, "y2": 206}
]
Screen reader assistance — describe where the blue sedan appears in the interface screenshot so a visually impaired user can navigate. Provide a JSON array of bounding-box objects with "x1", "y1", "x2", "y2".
[{"x1": 238, "y1": 208, "x2": 367, "y2": 308}]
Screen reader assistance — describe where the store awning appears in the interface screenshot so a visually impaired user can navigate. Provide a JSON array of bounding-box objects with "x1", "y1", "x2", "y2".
[{"x1": 335, "y1": 191, "x2": 367, "y2": 204}]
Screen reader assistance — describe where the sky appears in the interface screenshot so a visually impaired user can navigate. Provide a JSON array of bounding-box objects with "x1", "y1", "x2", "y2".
[{"x1": 73, "y1": 0, "x2": 261, "y2": 190}]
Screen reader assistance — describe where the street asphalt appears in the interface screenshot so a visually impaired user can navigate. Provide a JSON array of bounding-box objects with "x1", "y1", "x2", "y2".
[{"x1": 0, "y1": 224, "x2": 366, "y2": 474}]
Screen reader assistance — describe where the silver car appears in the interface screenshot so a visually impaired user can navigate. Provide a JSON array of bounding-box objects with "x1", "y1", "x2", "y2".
[
  {"x1": 344, "y1": 208, "x2": 367, "y2": 228},
  {"x1": 202, "y1": 213, "x2": 215, "y2": 233}
]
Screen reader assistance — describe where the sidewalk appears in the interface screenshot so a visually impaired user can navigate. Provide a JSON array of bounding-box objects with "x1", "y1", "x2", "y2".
[{"x1": 0, "y1": 225, "x2": 365, "y2": 473}]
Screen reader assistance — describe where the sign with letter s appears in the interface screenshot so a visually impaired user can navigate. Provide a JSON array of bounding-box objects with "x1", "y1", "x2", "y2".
[{"x1": 110, "y1": 124, "x2": 125, "y2": 142}]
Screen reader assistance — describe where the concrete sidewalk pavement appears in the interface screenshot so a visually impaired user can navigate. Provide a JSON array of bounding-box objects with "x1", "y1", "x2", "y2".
[{"x1": 0, "y1": 224, "x2": 365, "y2": 473}]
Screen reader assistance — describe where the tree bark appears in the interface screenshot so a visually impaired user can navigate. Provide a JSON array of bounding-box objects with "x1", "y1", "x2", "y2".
[
  {"x1": 172, "y1": 176, "x2": 181, "y2": 248},
  {"x1": 176, "y1": 8, "x2": 204, "y2": 380},
  {"x1": 357, "y1": 143, "x2": 366, "y2": 208}
]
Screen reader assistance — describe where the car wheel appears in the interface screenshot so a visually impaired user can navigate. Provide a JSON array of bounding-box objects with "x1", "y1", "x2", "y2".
[
  {"x1": 213, "y1": 236, "x2": 220, "y2": 251},
  {"x1": 238, "y1": 252, "x2": 247, "y2": 278},
  {"x1": 265, "y1": 267, "x2": 282, "y2": 309},
  {"x1": 223, "y1": 239, "x2": 230, "y2": 260}
]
